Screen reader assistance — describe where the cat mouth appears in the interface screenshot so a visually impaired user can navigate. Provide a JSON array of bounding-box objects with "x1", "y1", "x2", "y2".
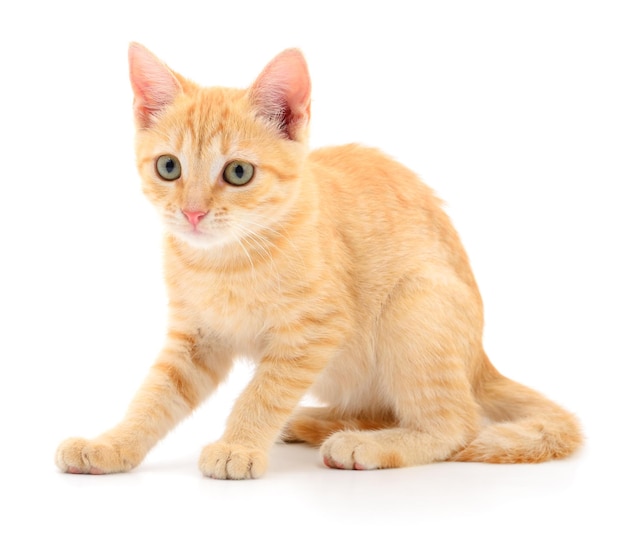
[
  {"x1": 169, "y1": 222, "x2": 230, "y2": 249},
  {"x1": 179, "y1": 225, "x2": 212, "y2": 239}
]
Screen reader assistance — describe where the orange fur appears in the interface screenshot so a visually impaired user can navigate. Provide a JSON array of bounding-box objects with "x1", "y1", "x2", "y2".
[{"x1": 55, "y1": 44, "x2": 582, "y2": 479}]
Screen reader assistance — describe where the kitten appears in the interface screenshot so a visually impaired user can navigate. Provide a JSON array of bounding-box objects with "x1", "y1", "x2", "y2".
[{"x1": 55, "y1": 44, "x2": 582, "y2": 479}]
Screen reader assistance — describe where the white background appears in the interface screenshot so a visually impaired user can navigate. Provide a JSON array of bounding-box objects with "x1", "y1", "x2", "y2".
[{"x1": 1, "y1": 1, "x2": 624, "y2": 538}]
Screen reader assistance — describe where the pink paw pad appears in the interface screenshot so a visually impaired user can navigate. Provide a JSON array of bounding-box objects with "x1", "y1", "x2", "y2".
[
  {"x1": 323, "y1": 455, "x2": 345, "y2": 469},
  {"x1": 67, "y1": 466, "x2": 104, "y2": 475}
]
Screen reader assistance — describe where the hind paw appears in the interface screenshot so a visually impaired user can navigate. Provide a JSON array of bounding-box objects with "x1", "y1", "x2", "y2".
[{"x1": 321, "y1": 431, "x2": 403, "y2": 470}]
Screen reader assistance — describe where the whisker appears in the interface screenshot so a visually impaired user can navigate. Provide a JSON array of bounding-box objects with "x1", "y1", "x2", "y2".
[
  {"x1": 235, "y1": 214, "x2": 307, "y2": 275},
  {"x1": 229, "y1": 221, "x2": 284, "y2": 295},
  {"x1": 235, "y1": 226, "x2": 276, "y2": 266},
  {"x1": 228, "y1": 228, "x2": 255, "y2": 273}
]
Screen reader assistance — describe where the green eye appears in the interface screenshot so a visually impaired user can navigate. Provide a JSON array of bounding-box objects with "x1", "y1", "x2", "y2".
[
  {"x1": 223, "y1": 160, "x2": 255, "y2": 186},
  {"x1": 156, "y1": 155, "x2": 181, "y2": 181}
]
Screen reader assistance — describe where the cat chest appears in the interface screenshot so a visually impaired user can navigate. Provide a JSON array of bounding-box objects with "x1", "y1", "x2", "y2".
[{"x1": 174, "y1": 270, "x2": 282, "y2": 353}]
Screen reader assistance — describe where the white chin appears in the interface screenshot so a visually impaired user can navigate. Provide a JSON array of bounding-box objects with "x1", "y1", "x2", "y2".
[{"x1": 172, "y1": 230, "x2": 231, "y2": 250}]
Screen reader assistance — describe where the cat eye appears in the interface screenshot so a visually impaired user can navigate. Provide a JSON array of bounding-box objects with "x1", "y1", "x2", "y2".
[
  {"x1": 155, "y1": 155, "x2": 182, "y2": 181},
  {"x1": 223, "y1": 160, "x2": 255, "y2": 186}
]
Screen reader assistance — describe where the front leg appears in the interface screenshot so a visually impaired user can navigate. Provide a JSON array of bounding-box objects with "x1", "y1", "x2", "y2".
[
  {"x1": 200, "y1": 350, "x2": 328, "y2": 479},
  {"x1": 56, "y1": 330, "x2": 232, "y2": 474}
]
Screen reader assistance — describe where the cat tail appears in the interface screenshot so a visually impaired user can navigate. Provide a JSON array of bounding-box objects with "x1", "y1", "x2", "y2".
[{"x1": 453, "y1": 363, "x2": 583, "y2": 463}]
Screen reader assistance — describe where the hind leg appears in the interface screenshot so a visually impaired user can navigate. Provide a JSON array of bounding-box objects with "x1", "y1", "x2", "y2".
[
  {"x1": 321, "y1": 277, "x2": 482, "y2": 470},
  {"x1": 321, "y1": 366, "x2": 480, "y2": 470},
  {"x1": 282, "y1": 406, "x2": 395, "y2": 446}
]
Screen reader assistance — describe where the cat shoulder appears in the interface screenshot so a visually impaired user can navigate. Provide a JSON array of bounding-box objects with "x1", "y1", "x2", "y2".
[
  {"x1": 308, "y1": 143, "x2": 428, "y2": 199},
  {"x1": 309, "y1": 143, "x2": 390, "y2": 167}
]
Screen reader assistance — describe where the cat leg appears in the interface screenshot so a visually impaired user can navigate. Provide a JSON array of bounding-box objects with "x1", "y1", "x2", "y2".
[
  {"x1": 321, "y1": 365, "x2": 480, "y2": 469},
  {"x1": 199, "y1": 343, "x2": 336, "y2": 479},
  {"x1": 281, "y1": 406, "x2": 396, "y2": 445},
  {"x1": 56, "y1": 330, "x2": 232, "y2": 474},
  {"x1": 320, "y1": 358, "x2": 481, "y2": 470},
  {"x1": 321, "y1": 278, "x2": 482, "y2": 470}
]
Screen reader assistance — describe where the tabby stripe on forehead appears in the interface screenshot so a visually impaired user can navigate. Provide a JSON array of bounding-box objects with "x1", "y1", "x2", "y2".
[
  {"x1": 181, "y1": 102, "x2": 205, "y2": 151},
  {"x1": 186, "y1": 97, "x2": 238, "y2": 156}
]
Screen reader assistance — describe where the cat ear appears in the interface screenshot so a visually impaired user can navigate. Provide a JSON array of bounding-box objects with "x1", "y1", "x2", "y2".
[
  {"x1": 249, "y1": 49, "x2": 311, "y2": 142},
  {"x1": 128, "y1": 42, "x2": 182, "y2": 128}
]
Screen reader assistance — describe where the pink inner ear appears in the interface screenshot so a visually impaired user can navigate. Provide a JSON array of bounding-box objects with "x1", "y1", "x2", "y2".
[
  {"x1": 250, "y1": 49, "x2": 311, "y2": 141},
  {"x1": 128, "y1": 43, "x2": 182, "y2": 128}
]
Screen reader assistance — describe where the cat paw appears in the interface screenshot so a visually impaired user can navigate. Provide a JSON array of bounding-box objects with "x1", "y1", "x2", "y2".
[
  {"x1": 55, "y1": 437, "x2": 141, "y2": 474},
  {"x1": 320, "y1": 431, "x2": 403, "y2": 470},
  {"x1": 199, "y1": 442, "x2": 267, "y2": 480}
]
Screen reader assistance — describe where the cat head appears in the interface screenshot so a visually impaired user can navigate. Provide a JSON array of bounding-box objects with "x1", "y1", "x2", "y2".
[{"x1": 128, "y1": 43, "x2": 311, "y2": 251}]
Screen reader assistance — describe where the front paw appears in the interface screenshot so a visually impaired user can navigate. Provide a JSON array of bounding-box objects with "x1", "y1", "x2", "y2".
[
  {"x1": 55, "y1": 436, "x2": 142, "y2": 474},
  {"x1": 199, "y1": 441, "x2": 267, "y2": 480}
]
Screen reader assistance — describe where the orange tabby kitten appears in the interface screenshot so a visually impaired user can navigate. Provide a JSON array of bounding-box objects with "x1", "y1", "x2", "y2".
[{"x1": 55, "y1": 44, "x2": 582, "y2": 479}]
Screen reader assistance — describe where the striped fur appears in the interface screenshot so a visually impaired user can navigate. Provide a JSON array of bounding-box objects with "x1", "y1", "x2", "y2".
[{"x1": 55, "y1": 44, "x2": 582, "y2": 479}]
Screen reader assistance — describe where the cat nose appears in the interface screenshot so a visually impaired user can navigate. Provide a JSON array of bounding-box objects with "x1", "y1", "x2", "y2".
[{"x1": 182, "y1": 209, "x2": 207, "y2": 226}]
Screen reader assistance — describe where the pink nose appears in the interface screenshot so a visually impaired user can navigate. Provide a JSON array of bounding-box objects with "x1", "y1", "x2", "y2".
[{"x1": 182, "y1": 210, "x2": 207, "y2": 226}]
